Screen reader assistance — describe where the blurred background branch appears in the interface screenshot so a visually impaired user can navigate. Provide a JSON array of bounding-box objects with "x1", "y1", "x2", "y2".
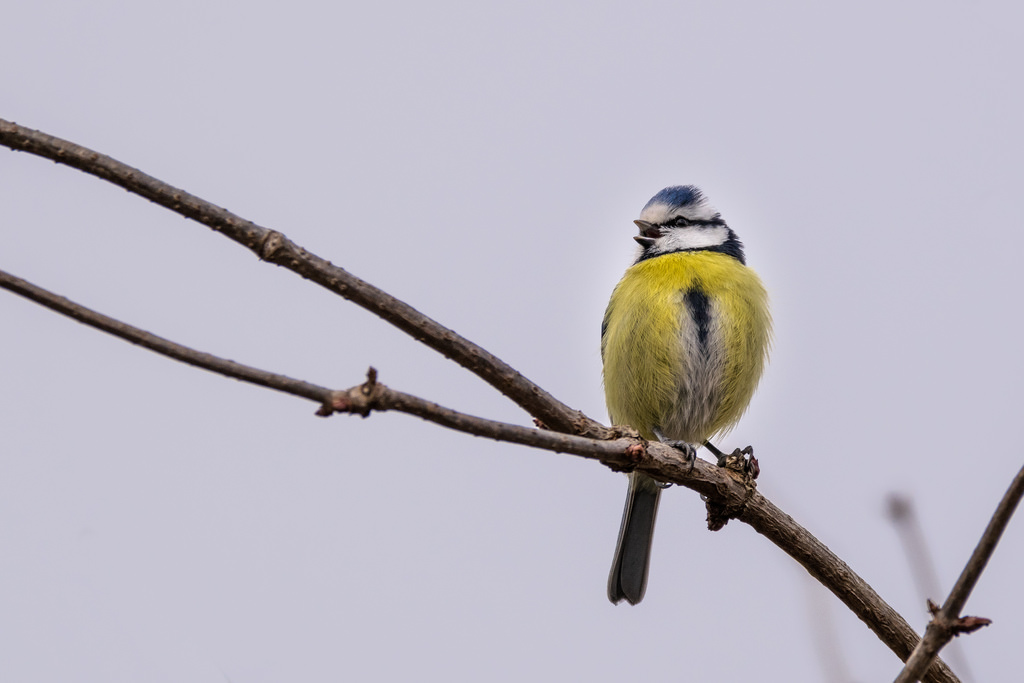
[
  {"x1": 894, "y1": 464, "x2": 1024, "y2": 682},
  {"x1": 887, "y1": 494, "x2": 973, "y2": 681}
]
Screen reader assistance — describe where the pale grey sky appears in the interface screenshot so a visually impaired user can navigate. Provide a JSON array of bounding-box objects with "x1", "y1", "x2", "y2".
[{"x1": 2, "y1": 1, "x2": 1022, "y2": 681}]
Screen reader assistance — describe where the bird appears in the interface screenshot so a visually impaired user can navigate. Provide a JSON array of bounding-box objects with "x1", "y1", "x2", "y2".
[{"x1": 602, "y1": 185, "x2": 771, "y2": 605}]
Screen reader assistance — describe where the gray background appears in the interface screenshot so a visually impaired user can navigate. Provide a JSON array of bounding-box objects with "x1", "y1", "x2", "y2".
[{"x1": 2, "y1": 1, "x2": 1022, "y2": 681}]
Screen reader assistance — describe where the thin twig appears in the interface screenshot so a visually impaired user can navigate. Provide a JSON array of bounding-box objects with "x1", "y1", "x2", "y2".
[
  {"x1": 894, "y1": 464, "x2": 1024, "y2": 683},
  {"x1": 0, "y1": 268, "x2": 332, "y2": 403},
  {"x1": 321, "y1": 368, "x2": 642, "y2": 461},
  {"x1": 0, "y1": 118, "x2": 600, "y2": 439}
]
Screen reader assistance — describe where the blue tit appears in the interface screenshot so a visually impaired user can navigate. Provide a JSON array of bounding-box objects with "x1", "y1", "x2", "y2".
[{"x1": 602, "y1": 186, "x2": 771, "y2": 605}]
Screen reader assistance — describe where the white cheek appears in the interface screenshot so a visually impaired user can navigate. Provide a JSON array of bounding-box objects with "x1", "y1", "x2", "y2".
[{"x1": 661, "y1": 226, "x2": 729, "y2": 252}]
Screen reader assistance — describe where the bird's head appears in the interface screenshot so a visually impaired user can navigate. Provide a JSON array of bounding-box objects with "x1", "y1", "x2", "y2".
[{"x1": 632, "y1": 185, "x2": 745, "y2": 264}]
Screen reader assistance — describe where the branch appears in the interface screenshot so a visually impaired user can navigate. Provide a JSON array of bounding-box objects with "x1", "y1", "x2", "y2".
[
  {"x1": 0, "y1": 266, "x2": 636, "y2": 463},
  {"x1": 0, "y1": 268, "x2": 332, "y2": 403},
  {"x1": 0, "y1": 118, "x2": 600, "y2": 438},
  {"x1": 740, "y1": 493, "x2": 958, "y2": 683},
  {"x1": 1, "y1": 120, "x2": 963, "y2": 683},
  {"x1": 894, "y1": 463, "x2": 1024, "y2": 683},
  {"x1": 319, "y1": 368, "x2": 641, "y2": 461},
  {"x1": 326, "y1": 371, "x2": 956, "y2": 683}
]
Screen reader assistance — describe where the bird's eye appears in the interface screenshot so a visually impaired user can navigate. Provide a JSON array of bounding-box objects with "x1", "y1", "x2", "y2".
[{"x1": 669, "y1": 216, "x2": 691, "y2": 227}]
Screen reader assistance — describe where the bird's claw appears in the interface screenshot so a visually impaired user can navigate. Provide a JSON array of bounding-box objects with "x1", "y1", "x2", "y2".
[
  {"x1": 716, "y1": 445, "x2": 759, "y2": 480},
  {"x1": 651, "y1": 428, "x2": 697, "y2": 472},
  {"x1": 663, "y1": 439, "x2": 697, "y2": 471}
]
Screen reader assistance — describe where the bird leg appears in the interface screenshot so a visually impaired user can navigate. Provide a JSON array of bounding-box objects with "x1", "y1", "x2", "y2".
[
  {"x1": 704, "y1": 442, "x2": 759, "y2": 480},
  {"x1": 702, "y1": 443, "x2": 759, "y2": 531},
  {"x1": 651, "y1": 427, "x2": 696, "y2": 474}
]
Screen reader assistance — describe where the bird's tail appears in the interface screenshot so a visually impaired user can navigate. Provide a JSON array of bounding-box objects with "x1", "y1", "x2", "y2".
[{"x1": 607, "y1": 471, "x2": 662, "y2": 605}]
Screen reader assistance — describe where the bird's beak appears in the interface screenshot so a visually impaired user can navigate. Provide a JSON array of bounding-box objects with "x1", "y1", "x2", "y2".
[{"x1": 633, "y1": 219, "x2": 660, "y2": 247}]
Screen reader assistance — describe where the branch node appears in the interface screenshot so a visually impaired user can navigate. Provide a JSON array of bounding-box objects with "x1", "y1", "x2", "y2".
[
  {"x1": 259, "y1": 230, "x2": 287, "y2": 261},
  {"x1": 598, "y1": 426, "x2": 645, "y2": 473},
  {"x1": 705, "y1": 500, "x2": 733, "y2": 532},
  {"x1": 570, "y1": 411, "x2": 590, "y2": 435},
  {"x1": 951, "y1": 615, "x2": 992, "y2": 635},
  {"x1": 363, "y1": 366, "x2": 378, "y2": 393},
  {"x1": 316, "y1": 367, "x2": 386, "y2": 418},
  {"x1": 705, "y1": 448, "x2": 760, "y2": 532},
  {"x1": 625, "y1": 442, "x2": 646, "y2": 462}
]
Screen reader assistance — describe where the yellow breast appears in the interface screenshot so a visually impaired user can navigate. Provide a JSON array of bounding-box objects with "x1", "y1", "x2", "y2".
[{"x1": 601, "y1": 251, "x2": 771, "y2": 442}]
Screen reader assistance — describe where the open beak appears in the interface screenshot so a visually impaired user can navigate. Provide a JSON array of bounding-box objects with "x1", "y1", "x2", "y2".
[{"x1": 633, "y1": 219, "x2": 661, "y2": 247}]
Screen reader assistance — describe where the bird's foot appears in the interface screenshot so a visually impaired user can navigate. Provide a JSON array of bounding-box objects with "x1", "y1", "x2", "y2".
[
  {"x1": 700, "y1": 444, "x2": 760, "y2": 531},
  {"x1": 665, "y1": 440, "x2": 697, "y2": 470},
  {"x1": 705, "y1": 442, "x2": 759, "y2": 480},
  {"x1": 718, "y1": 445, "x2": 759, "y2": 480},
  {"x1": 652, "y1": 429, "x2": 697, "y2": 472}
]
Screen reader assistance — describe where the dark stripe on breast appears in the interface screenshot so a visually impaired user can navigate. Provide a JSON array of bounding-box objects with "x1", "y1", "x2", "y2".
[{"x1": 684, "y1": 288, "x2": 711, "y2": 353}]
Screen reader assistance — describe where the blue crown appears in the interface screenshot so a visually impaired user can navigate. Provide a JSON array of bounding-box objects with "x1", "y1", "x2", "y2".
[{"x1": 643, "y1": 185, "x2": 703, "y2": 211}]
